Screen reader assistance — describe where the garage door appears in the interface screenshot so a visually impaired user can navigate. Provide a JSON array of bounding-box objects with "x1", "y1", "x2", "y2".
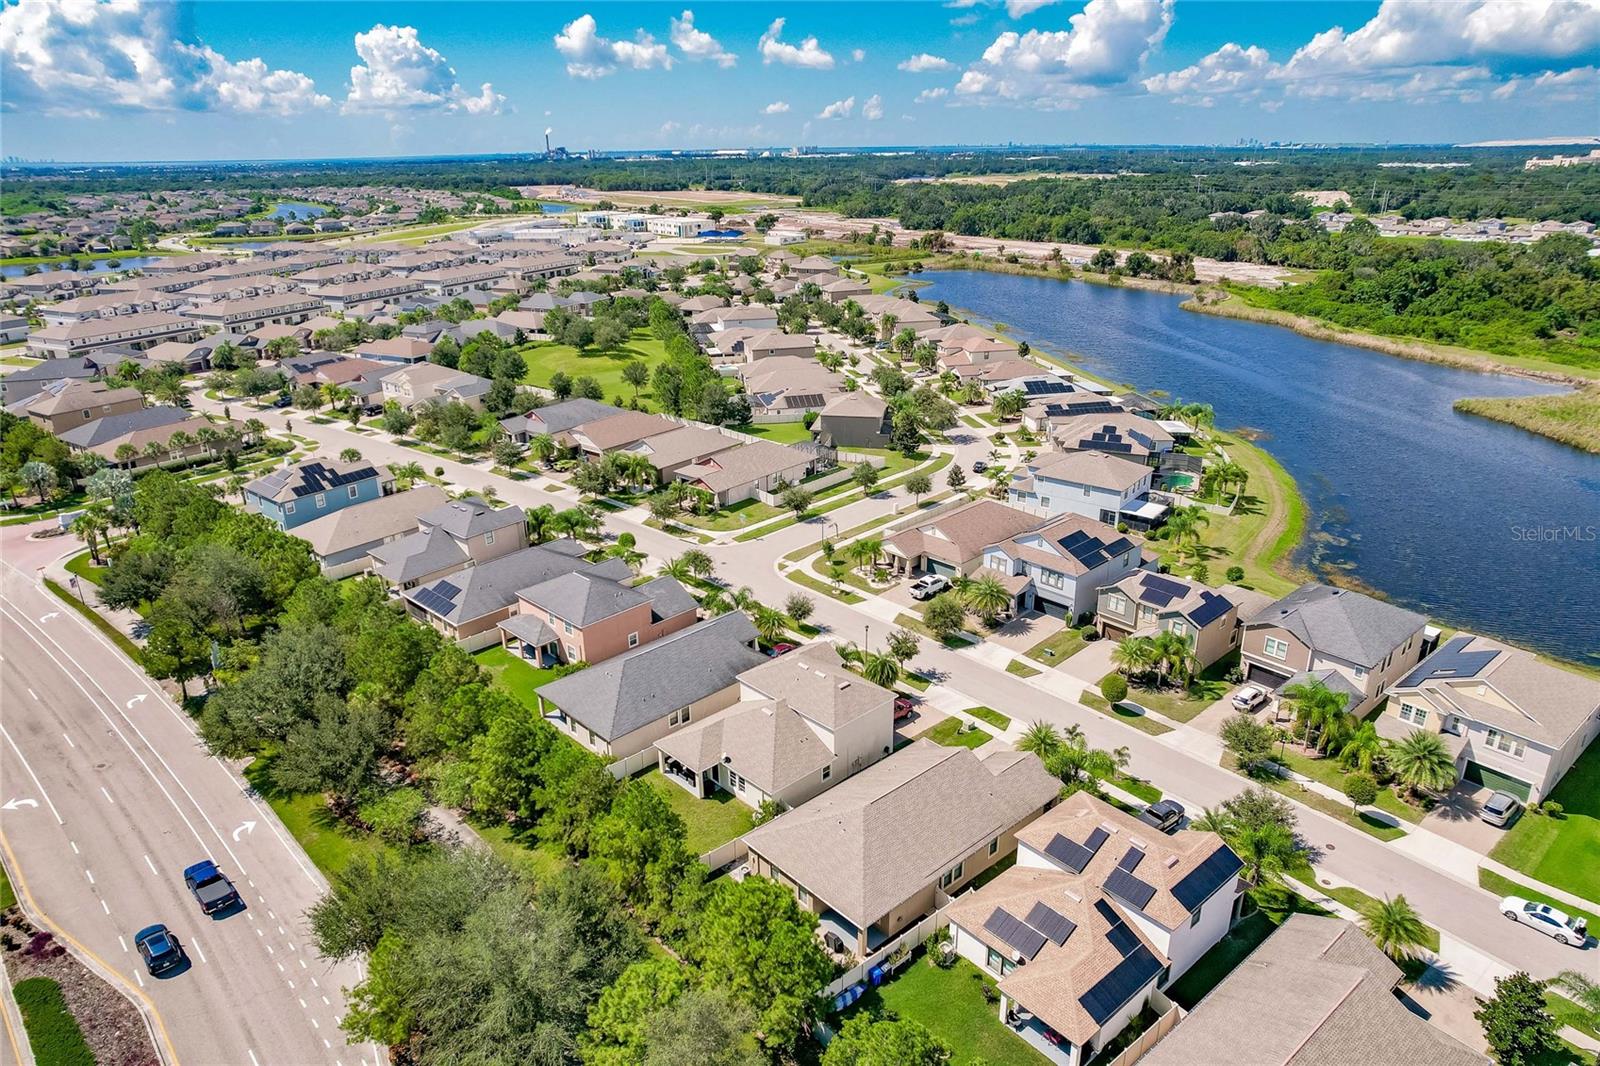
[
  {"x1": 1464, "y1": 762, "x2": 1532, "y2": 801},
  {"x1": 1036, "y1": 597, "x2": 1070, "y2": 620},
  {"x1": 925, "y1": 558, "x2": 958, "y2": 579},
  {"x1": 1246, "y1": 664, "x2": 1292, "y2": 690}
]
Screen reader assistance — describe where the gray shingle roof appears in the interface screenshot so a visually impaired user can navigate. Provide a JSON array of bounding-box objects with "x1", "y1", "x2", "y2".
[
  {"x1": 420, "y1": 497, "x2": 526, "y2": 538},
  {"x1": 1245, "y1": 583, "x2": 1426, "y2": 669},
  {"x1": 403, "y1": 544, "x2": 605, "y2": 625},
  {"x1": 58, "y1": 405, "x2": 190, "y2": 447},
  {"x1": 536, "y1": 613, "x2": 765, "y2": 740}
]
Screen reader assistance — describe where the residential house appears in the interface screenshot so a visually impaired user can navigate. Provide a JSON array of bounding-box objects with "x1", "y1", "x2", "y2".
[
  {"x1": 0, "y1": 357, "x2": 99, "y2": 404},
  {"x1": 744, "y1": 739, "x2": 1060, "y2": 958},
  {"x1": 820, "y1": 276, "x2": 872, "y2": 304},
  {"x1": 740, "y1": 357, "x2": 845, "y2": 423},
  {"x1": 498, "y1": 397, "x2": 621, "y2": 444},
  {"x1": 1240, "y1": 583, "x2": 1428, "y2": 716},
  {"x1": 181, "y1": 293, "x2": 326, "y2": 333},
  {"x1": 292, "y1": 485, "x2": 449, "y2": 578},
  {"x1": 402, "y1": 544, "x2": 630, "y2": 651},
  {"x1": 615, "y1": 424, "x2": 740, "y2": 484},
  {"x1": 813, "y1": 392, "x2": 891, "y2": 448},
  {"x1": 948, "y1": 791, "x2": 1244, "y2": 1066},
  {"x1": 704, "y1": 306, "x2": 780, "y2": 334},
  {"x1": 409, "y1": 264, "x2": 508, "y2": 298},
  {"x1": 242, "y1": 456, "x2": 396, "y2": 530},
  {"x1": 0, "y1": 315, "x2": 28, "y2": 343},
  {"x1": 1009, "y1": 450, "x2": 1167, "y2": 531},
  {"x1": 1139, "y1": 915, "x2": 1487, "y2": 1066},
  {"x1": 1098, "y1": 571, "x2": 1273, "y2": 669},
  {"x1": 1051, "y1": 414, "x2": 1175, "y2": 465},
  {"x1": 380, "y1": 363, "x2": 492, "y2": 410},
  {"x1": 981, "y1": 513, "x2": 1148, "y2": 622},
  {"x1": 498, "y1": 570, "x2": 699, "y2": 666},
  {"x1": 5, "y1": 380, "x2": 143, "y2": 434},
  {"x1": 310, "y1": 277, "x2": 424, "y2": 314},
  {"x1": 736, "y1": 330, "x2": 817, "y2": 361},
  {"x1": 59, "y1": 408, "x2": 237, "y2": 468},
  {"x1": 27, "y1": 311, "x2": 201, "y2": 359},
  {"x1": 656, "y1": 642, "x2": 896, "y2": 812},
  {"x1": 353, "y1": 337, "x2": 433, "y2": 365},
  {"x1": 538, "y1": 612, "x2": 769, "y2": 760},
  {"x1": 568, "y1": 411, "x2": 680, "y2": 459},
  {"x1": 883, "y1": 499, "x2": 1043, "y2": 578},
  {"x1": 369, "y1": 496, "x2": 528, "y2": 590},
  {"x1": 1380, "y1": 634, "x2": 1600, "y2": 802},
  {"x1": 675, "y1": 439, "x2": 818, "y2": 508},
  {"x1": 1021, "y1": 394, "x2": 1126, "y2": 434}
]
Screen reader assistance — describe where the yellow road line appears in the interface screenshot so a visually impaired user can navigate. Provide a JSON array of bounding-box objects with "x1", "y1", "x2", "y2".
[
  {"x1": 0, "y1": 969, "x2": 27, "y2": 1066},
  {"x1": 0, "y1": 830, "x2": 180, "y2": 1065}
]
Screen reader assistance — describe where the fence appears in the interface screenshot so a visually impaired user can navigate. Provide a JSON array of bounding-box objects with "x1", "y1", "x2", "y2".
[
  {"x1": 700, "y1": 837, "x2": 748, "y2": 873},
  {"x1": 819, "y1": 908, "x2": 948, "y2": 1002},
  {"x1": 606, "y1": 748, "x2": 658, "y2": 780},
  {"x1": 1102, "y1": 991, "x2": 1183, "y2": 1066}
]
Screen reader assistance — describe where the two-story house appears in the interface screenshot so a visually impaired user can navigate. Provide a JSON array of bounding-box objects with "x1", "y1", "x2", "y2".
[
  {"x1": 1050, "y1": 413, "x2": 1175, "y2": 466},
  {"x1": 1097, "y1": 572, "x2": 1273, "y2": 669},
  {"x1": 242, "y1": 456, "x2": 395, "y2": 531},
  {"x1": 944, "y1": 792, "x2": 1244, "y2": 1066},
  {"x1": 379, "y1": 363, "x2": 492, "y2": 411},
  {"x1": 498, "y1": 570, "x2": 700, "y2": 666},
  {"x1": 368, "y1": 497, "x2": 527, "y2": 590},
  {"x1": 981, "y1": 513, "x2": 1150, "y2": 622},
  {"x1": 743, "y1": 740, "x2": 1060, "y2": 960},
  {"x1": 1008, "y1": 450, "x2": 1167, "y2": 531},
  {"x1": 498, "y1": 397, "x2": 621, "y2": 445},
  {"x1": 6, "y1": 380, "x2": 143, "y2": 434},
  {"x1": 655, "y1": 643, "x2": 896, "y2": 813},
  {"x1": 1380, "y1": 634, "x2": 1600, "y2": 803},
  {"x1": 883, "y1": 499, "x2": 1044, "y2": 579},
  {"x1": 1240, "y1": 583, "x2": 1428, "y2": 716}
]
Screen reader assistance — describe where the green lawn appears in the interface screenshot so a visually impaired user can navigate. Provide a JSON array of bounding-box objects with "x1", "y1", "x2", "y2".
[
  {"x1": 475, "y1": 645, "x2": 561, "y2": 708},
  {"x1": 845, "y1": 954, "x2": 1047, "y2": 1066},
  {"x1": 742, "y1": 421, "x2": 816, "y2": 445},
  {"x1": 1489, "y1": 740, "x2": 1600, "y2": 901},
  {"x1": 919, "y1": 717, "x2": 993, "y2": 749},
  {"x1": 637, "y1": 768, "x2": 755, "y2": 855},
  {"x1": 784, "y1": 568, "x2": 865, "y2": 604},
  {"x1": 521, "y1": 329, "x2": 669, "y2": 407},
  {"x1": 1080, "y1": 689, "x2": 1175, "y2": 736},
  {"x1": 1024, "y1": 628, "x2": 1089, "y2": 667},
  {"x1": 1006, "y1": 659, "x2": 1042, "y2": 678},
  {"x1": 966, "y1": 706, "x2": 1012, "y2": 730},
  {"x1": 1115, "y1": 658, "x2": 1235, "y2": 724},
  {"x1": 13, "y1": 977, "x2": 94, "y2": 1066},
  {"x1": 243, "y1": 756, "x2": 406, "y2": 879},
  {"x1": 1168, "y1": 887, "x2": 1331, "y2": 1009},
  {"x1": 678, "y1": 495, "x2": 784, "y2": 532},
  {"x1": 44, "y1": 578, "x2": 143, "y2": 664},
  {"x1": 64, "y1": 551, "x2": 106, "y2": 586},
  {"x1": 1477, "y1": 868, "x2": 1599, "y2": 932},
  {"x1": 1222, "y1": 754, "x2": 1408, "y2": 842},
  {"x1": 1270, "y1": 746, "x2": 1424, "y2": 825},
  {"x1": 1314, "y1": 882, "x2": 1440, "y2": 951},
  {"x1": 472, "y1": 821, "x2": 572, "y2": 886},
  {"x1": 1113, "y1": 773, "x2": 1162, "y2": 804},
  {"x1": 1548, "y1": 991, "x2": 1600, "y2": 1042},
  {"x1": 0, "y1": 859, "x2": 15, "y2": 909}
]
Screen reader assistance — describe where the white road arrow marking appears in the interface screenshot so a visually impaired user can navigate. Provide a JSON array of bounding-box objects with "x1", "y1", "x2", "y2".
[
  {"x1": 125, "y1": 694, "x2": 146, "y2": 709},
  {"x1": 38, "y1": 612, "x2": 60, "y2": 622},
  {"x1": 1, "y1": 798, "x2": 39, "y2": 811},
  {"x1": 232, "y1": 819, "x2": 257, "y2": 842}
]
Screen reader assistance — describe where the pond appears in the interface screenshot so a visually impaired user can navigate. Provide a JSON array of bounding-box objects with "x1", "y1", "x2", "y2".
[
  {"x1": 266, "y1": 201, "x2": 328, "y2": 221},
  {"x1": 915, "y1": 269, "x2": 1600, "y2": 666},
  {"x1": 1, "y1": 255, "x2": 168, "y2": 278}
]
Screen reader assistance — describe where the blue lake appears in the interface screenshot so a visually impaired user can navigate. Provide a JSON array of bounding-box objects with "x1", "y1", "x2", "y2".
[
  {"x1": 266, "y1": 201, "x2": 328, "y2": 220},
  {"x1": 915, "y1": 269, "x2": 1600, "y2": 666},
  {"x1": 1, "y1": 255, "x2": 167, "y2": 278}
]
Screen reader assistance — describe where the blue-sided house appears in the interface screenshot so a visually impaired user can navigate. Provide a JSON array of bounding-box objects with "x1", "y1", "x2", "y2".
[{"x1": 243, "y1": 455, "x2": 396, "y2": 530}]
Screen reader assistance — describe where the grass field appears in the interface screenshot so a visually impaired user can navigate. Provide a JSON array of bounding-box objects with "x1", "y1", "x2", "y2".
[
  {"x1": 637, "y1": 768, "x2": 755, "y2": 856},
  {"x1": 1080, "y1": 689, "x2": 1175, "y2": 736},
  {"x1": 1112, "y1": 657, "x2": 1235, "y2": 724},
  {"x1": 740, "y1": 421, "x2": 816, "y2": 445},
  {"x1": 243, "y1": 756, "x2": 403, "y2": 879},
  {"x1": 13, "y1": 977, "x2": 94, "y2": 1066},
  {"x1": 965, "y1": 706, "x2": 1012, "y2": 730},
  {"x1": 843, "y1": 954, "x2": 1047, "y2": 1066},
  {"x1": 521, "y1": 329, "x2": 669, "y2": 408},
  {"x1": 1488, "y1": 740, "x2": 1600, "y2": 901},
  {"x1": 1455, "y1": 388, "x2": 1600, "y2": 455},
  {"x1": 918, "y1": 716, "x2": 993, "y2": 749},
  {"x1": 1005, "y1": 659, "x2": 1042, "y2": 677},
  {"x1": 475, "y1": 645, "x2": 560, "y2": 708},
  {"x1": 1023, "y1": 627, "x2": 1090, "y2": 667}
]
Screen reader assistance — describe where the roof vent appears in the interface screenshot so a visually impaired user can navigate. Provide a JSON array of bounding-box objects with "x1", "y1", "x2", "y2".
[
  {"x1": 1100, "y1": 822, "x2": 1120, "y2": 835},
  {"x1": 1164, "y1": 855, "x2": 1180, "y2": 869},
  {"x1": 1063, "y1": 888, "x2": 1082, "y2": 902}
]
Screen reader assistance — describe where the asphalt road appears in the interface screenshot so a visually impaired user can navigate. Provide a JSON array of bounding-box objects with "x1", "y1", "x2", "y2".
[{"x1": 0, "y1": 556, "x2": 377, "y2": 1066}]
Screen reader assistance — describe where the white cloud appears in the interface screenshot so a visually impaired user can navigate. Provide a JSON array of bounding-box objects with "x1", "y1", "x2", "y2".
[
  {"x1": 759, "y1": 18, "x2": 835, "y2": 69},
  {"x1": 0, "y1": 0, "x2": 327, "y2": 116},
  {"x1": 862, "y1": 93, "x2": 884, "y2": 119},
  {"x1": 817, "y1": 95, "x2": 855, "y2": 119},
  {"x1": 956, "y1": 0, "x2": 1174, "y2": 106},
  {"x1": 852, "y1": 48, "x2": 867, "y2": 62},
  {"x1": 554, "y1": 13, "x2": 672, "y2": 79},
  {"x1": 1143, "y1": 0, "x2": 1600, "y2": 107},
  {"x1": 346, "y1": 24, "x2": 504, "y2": 113},
  {"x1": 670, "y1": 10, "x2": 735, "y2": 67},
  {"x1": 916, "y1": 87, "x2": 950, "y2": 103},
  {"x1": 1007, "y1": 0, "x2": 1061, "y2": 17},
  {"x1": 899, "y1": 53, "x2": 956, "y2": 72},
  {"x1": 763, "y1": 100, "x2": 791, "y2": 113},
  {"x1": 1493, "y1": 64, "x2": 1600, "y2": 101}
]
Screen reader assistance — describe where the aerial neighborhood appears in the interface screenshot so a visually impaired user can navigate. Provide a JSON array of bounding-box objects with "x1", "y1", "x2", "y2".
[{"x1": 3, "y1": 153, "x2": 1596, "y2": 1066}]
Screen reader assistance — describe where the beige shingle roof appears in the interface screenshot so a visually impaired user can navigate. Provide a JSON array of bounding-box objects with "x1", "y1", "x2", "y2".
[
  {"x1": 737, "y1": 642, "x2": 892, "y2": 731},
  {"x1": 655, "y1": 698, "x2": 834, "y2": 795},
  {"x1": 884, "y1": 499, "x2": 1042, "y2": 569}
]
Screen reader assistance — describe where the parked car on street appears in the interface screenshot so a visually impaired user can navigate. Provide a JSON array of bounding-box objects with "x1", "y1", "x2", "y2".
[
  {"x1": 908, "y1": 574, "x2": 951, "y2": 601},
  {"x1": 1138, "y1": 799, "x2": 1186, "y2": 833},
  {"x1": 971, "y1": 460, "x2": 988, "y2": 474},
  {"x1": 1231, "y1": 684, "x2": 1269, "y2": 712},
  {"x1": 1479, "y1": 790, "x2": 1523, "y2": 828},
  {"x1": 1500, "y1": 896, "x2": 1588, "y2": 946},
  {"x1": 134, "y1": 924, "x2": 186, "y2": 975}
]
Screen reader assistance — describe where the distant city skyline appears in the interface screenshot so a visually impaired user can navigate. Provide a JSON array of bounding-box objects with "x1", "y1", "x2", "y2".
[{"x1": 2, "y1": 0, "x2": 1597, "y2": 162}]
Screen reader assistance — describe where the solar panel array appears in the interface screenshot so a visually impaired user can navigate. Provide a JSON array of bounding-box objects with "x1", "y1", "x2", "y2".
[
  {"x1": 1080, "y1": 426, "x2": 1135, "y2": 454},
  {"x1": 287, "y1": 461, "x2": 380, "y2": 498},
  {"x1": 1396, "y1": 634, "x2": 1500, "y2": 688},
  {"x1": 984, "y1": 907, "x2": 1048, "y2": 960},
  {"x1": 784, "y1": 393, "x2": 826, "y2": 409},
  {"x1": 1042, "y1": 826, "x2": 1109, "y2": 873},
  {"x1": 1137, "y1": 572, "x2": 1190, "y2": 608},
  {"x1": 1095, "y1": 899, "x2": 1142, "y2": 957},
  {"x1": 1104, "y1": 865, "x2": 1157, "y2": 909},
  {"x1": 1116, "y1": 846, "x2": 1144, "y2": 873},
  {"x1": 1025, "y1": 901, "x2": 1077, "y2": 946},
  {"x1": 1057, "y1": 529, "x2": 1135, "y2": 569},
  {"x1": 411, "y1": 579, "x2": 462, "y2": 617},
  {"x1": 1170, "y1": 847, "x2": 1245, "y2": 912},
  {"x1": 1079, "y1": 945, "x2": 1163, "y2": 1025},
  {"x1": 1022, "y1": 379, "x2": 1073, "y2": 396},
  {"x1": 1188, "y1": 590, "x2": 1232, "y2": 628}
]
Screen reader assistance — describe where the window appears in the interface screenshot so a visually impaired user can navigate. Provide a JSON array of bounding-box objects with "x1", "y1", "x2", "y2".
[
  {"x1": 1399, "y1": 702, "x2": 1428, "y2": 726},
  {"x1": 821, "y1": 765, "x2": 832, "y2": 782},
  {"x1": 988, "y1": 837, "x2": 999, "y2": 856},
  {"x1": 1106, "y1": 593, "x2": 1127, "y2": 614},
  {"x1": 940, "y1": 862, "x2": 964, "y2": 889},
  {"x1": 564, "y1": 643, "x2": 576, "y2": 660},
  {"x1": 1485, "y1": 730, "x2": 1526, "y2": 758},
  {"x1": 730, "y1": 770, "x2": 745, "y2": 791},
  {"x1": 1170, "y1": 620, "x2": 1187, "y2": 638},
  {"x1": 985, "y1": 946, "x2": 1016, "y2": 976},
  {"x1": 485, "y1": 528, "x2": 495, "y2": 545},
  {"x1": 1264, "y1": 637, "x2": 1289, "y2": 661},
  {"x1": 563, "y1": 620, "x2": 572, "y2": 634},
  {"x1": 315, "y1": 492, "x2": 326, "y2": 509},
  {"x1": 1040, "y1": 569, "x2": 1064, "y2": 589},
  {"x1": 1039, "y1": 496, "x2": 1051, "y2": 508},
  {"x1": 628, "y1": 632, "x2": 639, "y2": 648},
  {"x1": 1082, "y1": 484, "x2": 1092, "y2": 496},
  {"x1": 1190, "y1": 903, "x2": 1203, "y2": 928},
  {"x1": 1353, "y1": 665, "x2": 1367, "y2": 679},
  {"x1": 284, "y1": 501, "x2": 296, "y2": 514},
  {"x1": 347, "y1": 485, "x2": 359, "y2": 499},
  {"x1": 83, "y1": 409, "x2": 92, "y2": 419}
]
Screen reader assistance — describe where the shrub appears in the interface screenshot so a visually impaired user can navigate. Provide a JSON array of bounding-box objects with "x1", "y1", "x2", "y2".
[
  {"x1": 1226, "y1": 566, "x2": 1246, "y2": 582},
  {"x1": 1343, "y1": 771, "x2": 1379, "y2": 810},
  {"x1": 1079, "y1": 624, "x2": 1099, "y2": 640},
  {"x1": 1100, "y1": 674, "x2": 1129, "y2": 703},
  {"x1": 1539, "y1": 801, "x2": 1564, "y2": 818},
  {"x1": 433, "y1": 466, "x2": 444, "y2": 477},
  {"x1": 359, "y1": 787, "x2": 428, "y2": 845}
]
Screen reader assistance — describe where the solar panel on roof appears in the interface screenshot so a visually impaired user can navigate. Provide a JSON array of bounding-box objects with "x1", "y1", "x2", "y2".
[
  {"x1": 1083, "y1": 827, "x2": 1109, "y2": 856},
  {"x1": 1188, "y1": 591, "x2": 1232, "y2": 628},
  {"x1": 1117, "y1": 846, "x2": 1144, "y2": 873},
  {"x1": 412, "y1": 588, "x2": 453, "y2": 616},
  {"x1": 1096, "y1": 900, "x2": 1143, "y2": 957},
  {"x1": 1043, "y1": 834, "x2": 1093, "y2": 873},
  {"x1": 1078, "y1": 945, "x2": 1163, "y2": 1025},
  {"x1": 984, "y1": 908, "x2": 1047, "y2": 960},
  {"x1": 433, "y1": 580, "x2": 462, "y2": 602},
  {"x1": 1140, "y1": 574, "x2": 1189, "y2": 606},
  {"x1": 1022, "y1": 379, "x2": 1072, "y2": 395},
  {"x1": 1170, "y1": 847, "x2": 1245, "y2": 912},
  {"x1": 1104, "y1": 867, "x2": 1157, "y2": 909},
  {"x1": 1024, "y1": 902, "x2": 1077, "y2": 946},
  {"x1": 1397, "y1": 634, "x2": 1500, "y2": 688}
]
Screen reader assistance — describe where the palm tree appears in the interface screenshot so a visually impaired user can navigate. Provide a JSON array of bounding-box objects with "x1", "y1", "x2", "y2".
[
  {"x1": 660, "y1": 555, "x2": 695, "y2": 582},
  {"x1": 525, "y1": 504, "x2": 558, "y2": 545},
  {"x1": 72, "y1": 507, "x2": 109, "y2": 564},
  {"x1": 1017, "y1": 722, "x2": 1064, "y2": 759},
  {"x1": 963, "y1": 572, "x2": 1013, "y2": 626},
  {"x1": 1163, "y1": 505, "x2": 1211, "y2": 561},
  {"x1": 859, "y1": 648, "x2": 900, "y2": 689},
  {"x1": 752, "y1": 605, "x2": 788, "y2": 646},
  {"x1": 699, "y1": 591, "x2": 732, "y2": 617},
  {"x1": 194, "y1": 426, "x2": 220, "y2": 460},
  {"x1": 1388, "y1": 730, "x2": 1458, "y2": 800},
  {"x1": 166, "y1": 430, "x2": 195, "y2": 460},
  {"x1": 390, "y1": 461, "x2": 425, "y2": 489},
  {"x1": 1551, "y1": 971, "x2": 1600, "y2": 1034},
  {"x1": 1149, "y1": 630, "x2": 1194, "y2": 689},
  {"x1": 529, "y1": 433, "x2": 558, "y2": 467},
  {"x1": 1112, "y1": 636, "x2": 1157, "y2": 681},
  {"x1": 848, "y1": 536, "x2": 882, "y2": 576},
  {"x1": 680, "y1": 549, "x2": 715, "y2": 579},
  {"x1": 243, "y1": 418, "x2": 267, "y2": 443},
  {"x1": 1190, "y1": 805, "x2": 1230, "y2": 834},
  {"x1": 1338, "y1": 721, "x2": 1385, "y2": 775},
  {"x1": 1283, "y1": 678, "x2": 1351, "y2": 754},
  {"x1": 143, "y1": 440, "x2": 168, "y2": 468},
  {"x1": 1232, "y1": 820, "x2": 1299, "y2": 886},
  {"x1": 114, "y1": 444, "x2": 138, "y2": 468},
  {"x1": 1360, "y1": 895, "x2": 1431, "y2": 961},
  {"x1": 225, "y1": 474, "x2": 247, "y2": 500},
  {"x1": 731, "y1": 586, "x2": 759, "y2": 611}
]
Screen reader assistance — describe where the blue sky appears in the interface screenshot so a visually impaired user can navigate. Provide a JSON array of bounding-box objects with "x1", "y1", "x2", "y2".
[{"x1": 2, "y1": 0, "x2": 1596, "y2": 161}]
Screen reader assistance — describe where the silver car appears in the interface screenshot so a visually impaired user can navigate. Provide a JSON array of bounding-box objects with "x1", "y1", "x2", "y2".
[{"x1": 1480, "y1": 790, "x2": 1523, "y2": 827}]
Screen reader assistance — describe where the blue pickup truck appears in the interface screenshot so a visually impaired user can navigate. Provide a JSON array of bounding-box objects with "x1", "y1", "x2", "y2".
[{"x1": 182, "y1": 860, "x2": 241, "y2": 915}]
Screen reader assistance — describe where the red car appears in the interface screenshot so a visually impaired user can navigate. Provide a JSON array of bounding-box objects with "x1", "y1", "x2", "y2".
[
  {"x1": 893, "y1": 696, "x2": 915, "y2": 721},
  {"x1": 768, "y1": 642, "x2": 797, "y2": 657}
]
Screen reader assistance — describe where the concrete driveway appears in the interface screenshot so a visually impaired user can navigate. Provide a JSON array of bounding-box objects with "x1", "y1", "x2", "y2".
[
  {"x1": 986, "y1": 611, "x2": 1066, "y2": 655},
  {"x1": 1422, "y1": 783, "x2": 1513, "y2": 855},
  {"x1": 1059, "y1": 638, "x2": 1118, "y2": 687}
]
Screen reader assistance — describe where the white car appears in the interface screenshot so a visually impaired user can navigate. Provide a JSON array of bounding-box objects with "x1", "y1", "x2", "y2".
[
  {"x1": 908, "y1": 574, "x2": 952, "y2": 601},
  {"x1": 1500, "y1": 896, "x2": 1589, "y2": 946},
  {"x1": 1231, "y1": 684, "x2": 1269, "y2": 712}
]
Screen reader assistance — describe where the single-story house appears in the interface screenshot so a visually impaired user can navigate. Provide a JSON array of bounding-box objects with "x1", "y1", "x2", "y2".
[
  {"x1": 675, "y1": 439, "x2": 817, "y2": 508},
  {"x1": 883, "y1": 499, "x2": 1043, "y2": 579},
  {"x1": 59, "y1": 407, "x2": 239, "y2": 468},
  {"x1": 499, "y1": 398, "x2": 622, "y2": 444}
]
